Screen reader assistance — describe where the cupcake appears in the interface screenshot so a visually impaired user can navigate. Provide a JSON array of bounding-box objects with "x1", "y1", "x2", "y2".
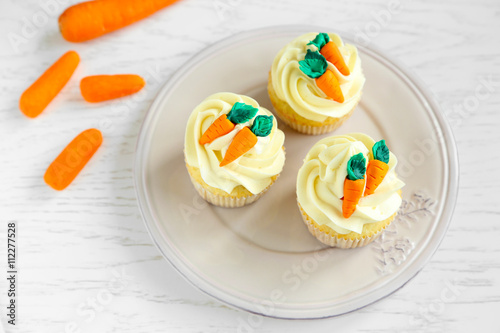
[
  {"x1": 297, "y1": 133, "x2": 404, "y2": 248},
  {"x1": 268, "y1": 32, "x2": 365, "y2": 135},
  {"x1": 185, "y1": 92, "x2": 286, "y2": 207}
]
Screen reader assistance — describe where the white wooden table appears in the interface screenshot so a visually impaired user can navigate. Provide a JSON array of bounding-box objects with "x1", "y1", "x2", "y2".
[{"x1": 1, "y1": 0, "x2": 499, "y2": 332}]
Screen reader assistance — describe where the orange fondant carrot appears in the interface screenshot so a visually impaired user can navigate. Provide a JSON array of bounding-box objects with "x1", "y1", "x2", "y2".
[
  {"x1": 308, "y1": 33, "x2": 350, "y2": 76},
  {"x1": 80, "y1": 75, "x2": 145, "y2": 102},
  {"x1": 364, "y1": 140, "x2": 390, "y2": 196},
  {"x1": 19, "y1": 51, "x2": 80, "y2": 118},
  {"x1": 219, "y1": 127, "x2": 257, "y2": 167},
  {"x1": 199, "y1": 114, "x2": 235, "y2": 145},
  {"x1": 320, "y1": 42, "x2": 350, "y2": 76},
  {"x1": 342, "y1": 153, "x2": 366, "y2": 218},
  {"x1": 343, "y1": 178, "x2": 365, "y2": 219},
  {"x1": 315, "y1": 69, "x2": 344, "y2": 103},
  {"x1": 59, "y1": 0, "x2": 181, "y2": 42},
  {"x1": 44, "y1": 129, "x2": 103, "y2": 191},
  {"x1": 199, "y1": 102, "x2": 258, "y2": 145},
  {"x1": 299, "y1": 50, "x2": 344, "y2": 103},
  {"x1": 219, "y1": 115, "x2": 273, "y2": 167}
]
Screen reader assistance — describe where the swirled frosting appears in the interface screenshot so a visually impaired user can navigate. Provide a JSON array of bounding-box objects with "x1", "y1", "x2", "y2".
[
  {"x1": 297, "y1": 133, "x2": 404, "y2": 234},
  {"x1": 270, "y1": 32, "x2": 365, "y2": 122},
  {"x1": 185, "y1": 93, "x2": 285, "y2": 195}
]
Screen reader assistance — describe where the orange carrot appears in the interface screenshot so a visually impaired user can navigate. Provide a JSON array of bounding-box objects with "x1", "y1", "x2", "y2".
[
  {"x1": 19, "y1": 51, "x2": 80, "y2": 118},
  {"x1": 320, "y1": 41, "x2": 350, "y2": 76},
  {"x1": 199, "y1": 114, "x2": 235, "y2": 145},
  {"x1": 342, "y1": 153, "x2": 366, "y2": 218},
  {"x1": 199, "y1": 102, "x2": 258, "y2": 145},
  {"x1": 44, "y1": 129, "x2": 103, "y2": 191},
  {"x1": 299, "y1": 49, "x2": 344, "y2": 103},
  {"x1": 80, "y1": 75, "x2": 145, "y2": 103},
  {"x1": 59, "y1": 0, "x2": 181, "y2": 42},
  {"x1": 308, "y1": 33, "x2": 350, "y2": 76},
  {"x1": 364, "y1": 140, "x2": 390, "y2": 196},
  {"x1": 219, "y1": 115, "x2": 273, "y2": 167},
  {"x1": 219, "y1": 127, "x2": 257, "y2": 167},
  {"x1": 315, "y1": 70, "x2": 344, "y2": 103},
  {"x1": 343, "y1": 178, "x2": 365, "y2": 218}
]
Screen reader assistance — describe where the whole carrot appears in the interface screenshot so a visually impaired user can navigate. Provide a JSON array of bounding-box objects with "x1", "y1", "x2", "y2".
[
  {"x1": 59, "y1": 0, "x2": 181, "y2": 42},
  {"x1": 44, "y1": 129, "x2": 103, "y2": 191},
  {"x1": 199, "y1": 102, "x2": 258, "y2": 145},
  {"x1": 364, "y1": 140, "x2": 390, "y2": 196},
  {"x1": 20, "y1": 51, "x2": 80, "y2": 118},
  {"x1": 219, "y1": 115, "x2": 273, "y2": 167},
  {"x1": 80, "y1": 74, "x2": 145, "y2": 102},
  {"x1": 308, "y1": 33, "x2": 350, "y2": 76},
  {"x1": 299, "y1": 50, "x2": 344, "y2": 103},
  {"x1": 342, "y1": 153, "x2": 366, "y2": 218}
]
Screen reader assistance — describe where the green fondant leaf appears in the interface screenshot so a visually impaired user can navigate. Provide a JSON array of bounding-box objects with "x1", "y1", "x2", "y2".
[
  {"x1": 226, "y1": 102, "x2": 258, "y2": 124},
  {"x1": 299, "y1": 49, "x2": 327, "y2": 79},
  {"x1": 250, "y1": 115, "x2": 273, "y2": 137},
  {"x1": 347, "y1": 153, "x2": 366, "y2": 181},
  {"x1": 307, "y1": 32, "x2": 330, "y2": 49},
  {"x1": 372, "y1": 140, "x2": 390, "y2": 163}
]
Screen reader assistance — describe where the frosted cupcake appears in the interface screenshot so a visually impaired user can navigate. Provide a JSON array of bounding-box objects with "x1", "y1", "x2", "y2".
[
  {"x1": 268, "y1": 32, "x2": 365, "y2": 135},
  {"x1": 185, "y1": 92, "x2": 286, "y2": 207},
  {"x1": 297, "y1": 133, "x2": 404, "y2": 248}
]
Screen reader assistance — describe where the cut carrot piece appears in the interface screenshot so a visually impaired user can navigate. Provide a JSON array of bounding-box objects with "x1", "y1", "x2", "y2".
[
  {"x1": 220, "y1": 127, "x2": 258, "y2": 167},
  {"x1": 19, "y1": 51, "x2": 80, "y2": 118},
  {"x1": 59, "y1": 0, "x2": 181, "y2": 42},
  {"x1": 80, "y1": 74, "x2": 145, "y2": 102},
  {"x1": 315, "y1": 70, "x2": 344, "y2": 103},
  {"x1": 44, "y1": 129, "x2": 103, "y2": 191},
  {"x1": 320, "y1": 41, "x2": 350, "y2": 76}
]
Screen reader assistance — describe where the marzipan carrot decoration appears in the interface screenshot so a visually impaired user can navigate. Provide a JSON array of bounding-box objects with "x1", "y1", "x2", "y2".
[
  {"x1": 299, "y1": 50, "x2": 344, "y2": 103},
  {"x1": 80, "y1": 75, "x2": 145, "y2": 102},
  {"x1": 308, "y1": 33, "x2": 350, "y2": 76},
  {"x1": 59, "y1": 0, "x2": 182, "y2": 42},
  {"x1": 20, "y1": 51, "x2": 80, "y2": 118},
  {"x1": 199, "y1": 102, "x2": 258, "y2": 145},
  {"x1": 44, "y1": 129, "x2": 103, "y2": 190},
  {"x1": 364, "y1": 140, "x2": 390, "y2": 196},
  {"x1": 342, "y1": 153, "x2": 366, "y2": 218},
  {"x1": 219, "y1": 115, "x2": 273, "y2": 167}
]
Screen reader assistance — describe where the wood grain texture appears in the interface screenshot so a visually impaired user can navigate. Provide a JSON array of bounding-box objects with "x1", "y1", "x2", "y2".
[{"x1": 1, "y1": 0, "x2": 499, "y2": 332}]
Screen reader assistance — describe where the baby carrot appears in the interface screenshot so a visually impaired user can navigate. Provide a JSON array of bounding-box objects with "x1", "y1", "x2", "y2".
[
  {"x1": 199, "y1": 102, "x2": 258, "y2": 145},
  {"x1": 59, "y1": 0, "x2": 181, "y2": 42},
  {"x1": 19, "y1": 51, "x2": 80, "y2": 118},
  {"x1": 364, "y1": 140, "x2": 390, "y2": 196},
  {"x1": 299, "y1": 50, "x2": 344, "y2": 103},
  {"x1": 308, "y1": 33, "x2": 350, "y2": 76},
  {"x1": 44, "y1": 129, "x2": 103, "y2": 191},
  {"x1": 80, "y1": 74, "x2": 145, "y2": 103},
  {"x1": 219, "y1": 115, "x2": 273, "y2": 167},
  {"x1": 342, "y1": 153, "x2": 366, "y2": 218}
]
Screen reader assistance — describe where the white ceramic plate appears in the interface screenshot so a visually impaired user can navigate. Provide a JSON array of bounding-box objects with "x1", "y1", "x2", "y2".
[{"x1": 134, "y1": 26, "x2": 458, "y2": 319}]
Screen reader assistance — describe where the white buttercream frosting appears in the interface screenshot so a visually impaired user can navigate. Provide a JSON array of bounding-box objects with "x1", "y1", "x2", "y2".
[
  {"x1": 185, "y1": 92, "x2": 285, "y2": 195},
  {"x1": 297, "y1": 133, "x2": 405, "y2": 234},
  {"x1": 270, "y1": 32, "x2": 365, "y2": 122}
]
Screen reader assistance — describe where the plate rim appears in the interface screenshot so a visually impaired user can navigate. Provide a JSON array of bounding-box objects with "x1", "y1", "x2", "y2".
[{"x1": 133, "y1": 25, "x2": 459, "y2": 319}]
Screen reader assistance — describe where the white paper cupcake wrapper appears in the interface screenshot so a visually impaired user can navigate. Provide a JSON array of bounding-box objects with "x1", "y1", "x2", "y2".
[{"x1": 299, "y1": 206, "x2": 386, "y2": 249}]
